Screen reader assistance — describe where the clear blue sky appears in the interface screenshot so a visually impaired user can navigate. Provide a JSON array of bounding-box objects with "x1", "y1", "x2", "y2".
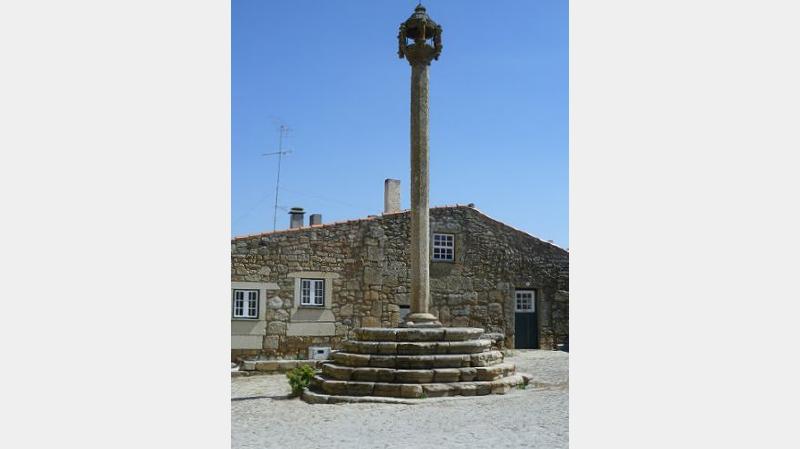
[{"x1": 233, "y1": 0, "x2": 568, "y2": 247}]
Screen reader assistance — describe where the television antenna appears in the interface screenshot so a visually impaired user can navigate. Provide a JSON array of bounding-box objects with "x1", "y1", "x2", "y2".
[{"x1": 263, "y1": 124, "x2": 293, "y2": 231}]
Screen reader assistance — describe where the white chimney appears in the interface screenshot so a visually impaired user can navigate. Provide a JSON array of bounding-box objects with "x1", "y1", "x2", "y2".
[{"x1": 384, "y1": 179, "x2": 401, "y2": 214}]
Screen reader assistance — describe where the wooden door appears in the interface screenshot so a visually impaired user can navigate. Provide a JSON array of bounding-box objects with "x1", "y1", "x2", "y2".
[{"x1": 514, "y1": 290, "x2": 538, "y2": 349}]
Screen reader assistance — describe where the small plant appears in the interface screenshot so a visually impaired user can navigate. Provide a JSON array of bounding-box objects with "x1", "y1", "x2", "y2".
[
  {"x1": 286, "y1": 364, "x2": 316, "y2": 397},
  {"x1": 517, "y1": 383, "x2": 528, "y2": 390},
  {"x1": 419, "y1": 392, "x2": 428, "y2": 399}
]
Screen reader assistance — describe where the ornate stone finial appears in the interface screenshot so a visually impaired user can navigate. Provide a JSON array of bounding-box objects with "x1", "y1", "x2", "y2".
[{"x1": 397, "y1": 4, "x2": 442, "y2": 65}]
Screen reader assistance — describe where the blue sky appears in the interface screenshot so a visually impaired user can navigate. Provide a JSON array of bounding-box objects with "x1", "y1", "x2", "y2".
[{"x1": 233, "y1": 0, "x2": 568, "y2": 247}]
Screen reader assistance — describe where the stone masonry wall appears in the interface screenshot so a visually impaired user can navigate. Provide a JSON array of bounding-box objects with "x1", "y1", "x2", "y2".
[{"x1": 231, "y1": 206, "x2": 568, "y2": 360}]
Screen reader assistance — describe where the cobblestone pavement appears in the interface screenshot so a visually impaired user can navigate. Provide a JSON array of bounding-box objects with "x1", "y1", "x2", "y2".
[{"x1": 232, "y1": 350, "x2": 568, "y2": 449}]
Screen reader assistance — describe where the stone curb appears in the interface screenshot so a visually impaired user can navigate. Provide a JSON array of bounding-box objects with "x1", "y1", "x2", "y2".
[{"x1": 239, "y1": 359, "x2": 324, "y2": 373}]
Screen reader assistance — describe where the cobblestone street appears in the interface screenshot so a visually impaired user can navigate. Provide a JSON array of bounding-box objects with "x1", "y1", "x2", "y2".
[{"x1": 232, "y1": 350, "x2": 568, "y2": 449}]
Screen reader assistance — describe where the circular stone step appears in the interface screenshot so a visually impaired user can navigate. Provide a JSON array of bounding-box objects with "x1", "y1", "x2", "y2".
[
  {"x1": 330, "y1": 350, "x2": 505, "y2": 369},
  {"x1": 320, "y1": 362, "x2": 516, "y2": 383},
  {"x1": 354, "y1": 327, "x2": 484, "y2": 342},
  {"x1": 342, "y1": 339, "x2": 492, "y2": 355},
  {"x1": 307, "y1": 373, "x2": 529, "y2": 401}
]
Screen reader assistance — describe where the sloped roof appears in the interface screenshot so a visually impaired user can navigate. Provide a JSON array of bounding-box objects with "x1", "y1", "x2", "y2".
[{"x1": 231, "y1": 204, "x2": 566, "y2": 252}]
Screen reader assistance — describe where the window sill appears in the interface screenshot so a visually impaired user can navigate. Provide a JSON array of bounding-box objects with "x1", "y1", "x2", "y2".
[{"x1": 231, "y1": 317, "x2": 260, "y2": 321}]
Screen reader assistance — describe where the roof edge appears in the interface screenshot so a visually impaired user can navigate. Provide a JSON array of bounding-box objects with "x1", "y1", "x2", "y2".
[
  {"x1": 231, "y1": 204, "x2": 567, "y2": 252},
  {"x1": 464, "y1": 206, "x2": 568, "y2": 252}
]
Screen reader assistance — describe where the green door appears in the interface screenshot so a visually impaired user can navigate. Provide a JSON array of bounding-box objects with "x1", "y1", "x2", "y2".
[{"x1": 514, "y1": 290, "x2": 538, "y2": 349}]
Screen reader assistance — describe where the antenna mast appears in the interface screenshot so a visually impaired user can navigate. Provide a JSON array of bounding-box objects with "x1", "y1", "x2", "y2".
[{"x1": 263, "y1": 124, "x2": 292, "y2": 231}]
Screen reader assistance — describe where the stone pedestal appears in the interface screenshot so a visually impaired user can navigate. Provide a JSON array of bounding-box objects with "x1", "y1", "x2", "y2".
[{"x1": 303, "y1": 327, "x2": 532, "y2": 403}]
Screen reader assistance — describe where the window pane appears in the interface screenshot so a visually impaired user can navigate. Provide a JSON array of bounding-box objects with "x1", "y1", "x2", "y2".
[
  {"x1": 515, "y1": 291, "x2": 536, "y2": 311},
  {"x1": 234, "y1": 290, "x2": 245, "y2": 317},
  {"x1": 432, "y1": 234, "x2": 454, "y2": 260},
  {"x1": 233, "y1": 290, "x2": 259, "y2": 318},
  {"x1": 314, "y1": 280, "x2": 324, "y2": 305},
  {"x1": 301, "y1": 280, "x2": 310, "y2": 304},
  {"x1": 248, "y1": 294, "x2": 258, "y2": 316}
]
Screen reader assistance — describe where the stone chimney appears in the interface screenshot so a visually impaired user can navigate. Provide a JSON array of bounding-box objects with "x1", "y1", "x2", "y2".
[
  {"x1": 289, "y1": 207, "x2": 305, "y2": 229},
  {"x1": 309, "y1": 214, "x2": 322, "y2": 226},
  {"x1": 384, "y1": 179, "x2": 401, "y2": 214}
]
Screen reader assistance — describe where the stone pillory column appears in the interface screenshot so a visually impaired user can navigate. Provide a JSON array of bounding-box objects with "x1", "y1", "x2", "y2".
[
  {"x1": 398, "y1": 4, "x2": 443, "y2": 328},
  {"x1": 300, "y1": 5, "x2": 534, "y2": 403}
]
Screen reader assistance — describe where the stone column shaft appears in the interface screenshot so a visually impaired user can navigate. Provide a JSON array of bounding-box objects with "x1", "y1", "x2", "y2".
[
  {"x1": 410, "y1": 62, "x2": 430, "y2": 318},
  {"x1": 397, "y1": 4, "x2": 443, "y2": 327}
]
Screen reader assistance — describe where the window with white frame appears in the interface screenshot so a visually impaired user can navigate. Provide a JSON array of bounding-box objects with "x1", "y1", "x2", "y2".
[
  {"x1": 300, "y1": 279, "x2": 325, "y2": 306},
  {"x1": 232, "y1": 289, "x2": 259, "y2": 319},
  {"x1": 515, "y1": 290, "x2": 536, "y2": 312},
  {"x1": 432, "y1": 233, "x2": 454, "y2": 261}
]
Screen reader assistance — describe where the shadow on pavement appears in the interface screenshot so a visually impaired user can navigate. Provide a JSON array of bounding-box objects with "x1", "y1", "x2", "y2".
[{"x1": 231, "y1": 394, "x2": 292, "y2": 402}]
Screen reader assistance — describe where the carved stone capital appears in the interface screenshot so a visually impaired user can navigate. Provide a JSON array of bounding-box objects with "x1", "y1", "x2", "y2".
[{"x1": 404, "y1": 42, "x2": 439, "y2": 66}]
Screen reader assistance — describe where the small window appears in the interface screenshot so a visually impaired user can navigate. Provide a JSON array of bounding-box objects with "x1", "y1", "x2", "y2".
[
  {"x1": 232, "y1": 289, "x2": 259, "y2": 319},
  {"x1": 432, "y1": 233, "x2": 454, "y2": 261},
  {"x1": 399, "y1": 305, "x2": 410, "y2": 321},
  {"x1": 515, "y1": 290, "x2": 536, "y2": 312},
  {"x1": 301, "y1": 279, "x2": 325, "y2": 306}
]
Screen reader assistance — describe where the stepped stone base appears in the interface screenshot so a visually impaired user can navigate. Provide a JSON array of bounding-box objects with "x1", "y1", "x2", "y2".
[
  {"x1": 304, "y1": 327, "x2": 532, "y2": 403},
  {"x1": 303, "y1": 373, "x2": 532, "y2": 404}
]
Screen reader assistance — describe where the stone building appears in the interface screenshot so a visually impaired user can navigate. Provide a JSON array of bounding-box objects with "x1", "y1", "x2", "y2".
[{"x1": 231, "y1": 183, "x2": 568, "y2": 361}]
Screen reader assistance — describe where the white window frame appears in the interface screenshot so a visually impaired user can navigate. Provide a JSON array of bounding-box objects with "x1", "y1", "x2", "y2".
[
  {"x1": 300, "y1": 279, "x2": 325, "y2": 307},
  {"x1": 232, "y1": 289, "x2": 259, "y2": 319},
  {"x1": 432, "y1": 233, "x2": 455, "y2": 261},
  {"x1": 515, "y1": 290, "x2": 536, "y2": 313}
]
